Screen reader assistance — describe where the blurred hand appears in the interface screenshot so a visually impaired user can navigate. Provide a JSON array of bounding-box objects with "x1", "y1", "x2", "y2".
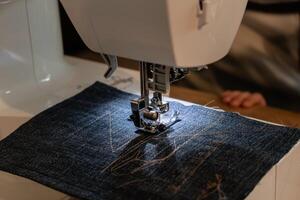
[{"x1": 221, "y1": 91, "x2": 267, "y2": 108}]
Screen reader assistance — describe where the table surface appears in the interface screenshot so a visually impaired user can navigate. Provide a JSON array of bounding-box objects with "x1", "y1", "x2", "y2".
[{"x1": 170, "y1": 86, "x2": 300, "y2": 129}]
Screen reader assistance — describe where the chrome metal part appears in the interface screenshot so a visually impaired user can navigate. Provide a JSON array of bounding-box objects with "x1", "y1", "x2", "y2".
[
  {"x1": 140, "y1": 62, "x2": 150, "y2": 106},
  {"x1": 170, "y1": 68, "x2": 190, "y2": 83},
  {"x1": 101, "y1": 54, "x2": 118, "y2": 79},
  {"x1": 130, "y1": 62, "x2": 188, "y2": 134},
  {"x1": 148, "y1": 64, "x2": 170, "y2": 94}
]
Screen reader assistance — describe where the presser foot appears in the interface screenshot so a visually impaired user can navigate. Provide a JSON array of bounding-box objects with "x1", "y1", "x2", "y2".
[
  {"x1": 130, "y1": 62, "x2": 186, "y2": 134},
  {"x1": 130, "y1": 97, "x2": 180, "y2": 134}
]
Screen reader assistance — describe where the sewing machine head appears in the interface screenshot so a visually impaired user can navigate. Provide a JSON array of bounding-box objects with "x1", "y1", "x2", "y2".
[{"x1": 60, "y1": 0, "x2": 248, "y2": 133}]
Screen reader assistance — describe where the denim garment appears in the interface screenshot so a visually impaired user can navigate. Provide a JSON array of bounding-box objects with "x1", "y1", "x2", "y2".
[{"x1": 0, "y1": 82, "x2": 299, "y2": 200}]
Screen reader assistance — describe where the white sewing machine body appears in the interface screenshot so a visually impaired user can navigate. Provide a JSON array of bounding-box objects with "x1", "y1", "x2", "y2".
[
  {"x1": 60, "y1": 0, "x2": 247, "y2": 67},
  {"x1": 0, "y1": 0, "x2": 299, "y2": 200}
]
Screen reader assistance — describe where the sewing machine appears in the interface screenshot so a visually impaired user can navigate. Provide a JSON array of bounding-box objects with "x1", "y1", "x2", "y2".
[
  {"x1": 59, "y1": 0, "x2": 248, "y2": 133},
  {"x1": 1, "y1": 1, "x2": 299, "y2": 200}
]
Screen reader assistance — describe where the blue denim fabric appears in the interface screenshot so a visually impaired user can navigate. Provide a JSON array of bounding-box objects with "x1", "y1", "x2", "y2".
[{"x1": 0, "y1": 82, "x2": 299, "y2": 200}]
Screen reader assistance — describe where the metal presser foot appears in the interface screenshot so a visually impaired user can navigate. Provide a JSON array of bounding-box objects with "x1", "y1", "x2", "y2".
[{"x1": 130, "y1": 62, "x2": 188, "y2": 134}]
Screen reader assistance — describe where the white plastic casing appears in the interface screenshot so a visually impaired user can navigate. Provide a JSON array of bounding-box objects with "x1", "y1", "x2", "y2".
[{"x1": 60, "y1": 0, "x2": 248, "y2": 67}]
